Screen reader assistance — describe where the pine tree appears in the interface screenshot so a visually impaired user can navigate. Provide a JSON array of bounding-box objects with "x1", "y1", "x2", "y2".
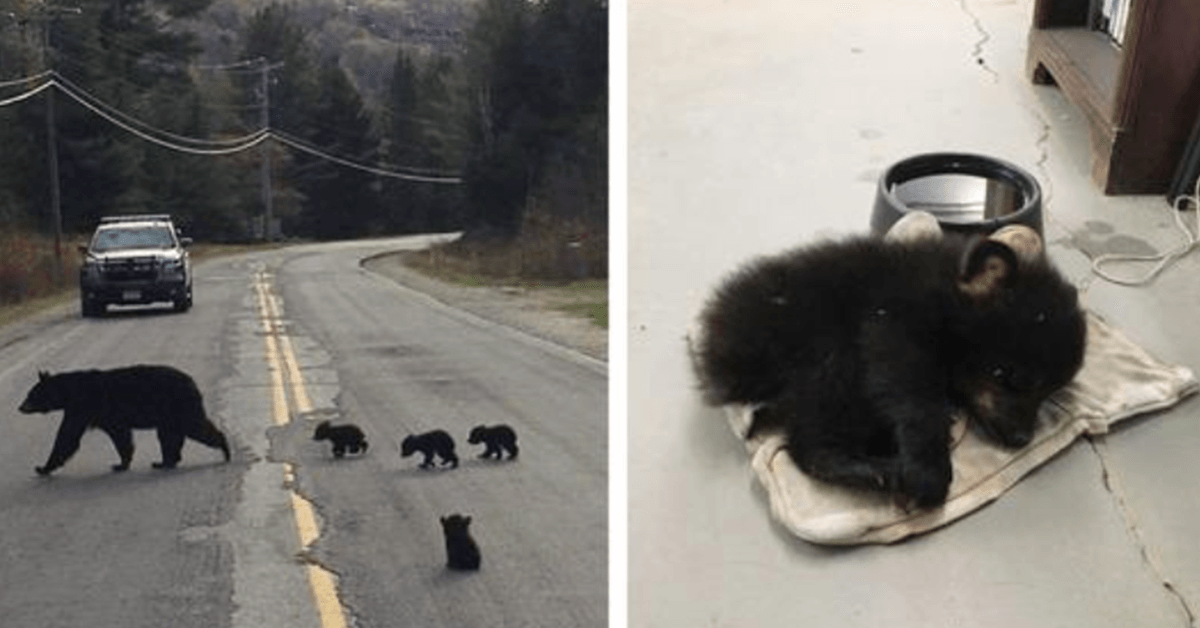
[
  {"x1": 47, "y1": 0, "x2": 217, "y2": 232},
  {"x1": 295, "y1": 59, "x2": 378, "y2": 239}
]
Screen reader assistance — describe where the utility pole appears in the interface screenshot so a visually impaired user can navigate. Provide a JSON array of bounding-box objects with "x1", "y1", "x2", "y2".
[
  {"x1": 257, "y1": 57, "x2": 283, "y2": 241},
  {"x1": 43, "y1": 17, "x2": 60, "y2": 272},
  {"x1": 15, "y1": 1, "x2": 79, "y2": 275}
]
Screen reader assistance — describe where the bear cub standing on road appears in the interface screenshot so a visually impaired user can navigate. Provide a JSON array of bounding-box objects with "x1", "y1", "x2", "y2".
[
  {"x1": 467, "y1": 424, "x2": 519, "y2": 460},
  {"x1": 401, "y1": 430, "x2": 459, "y2": 469},
  {"x1": 440, "y1": 514, "x2": 481, "y2": 571},
  {"x1": 18, "y1": 365, "x2": 232, "y2": 476},
  {"x1": 693, "y1": 233, "x2": 1087, "y2": 509},
  {"x1": 312, "y1": 421, "x2": 368, "y2": 458}
]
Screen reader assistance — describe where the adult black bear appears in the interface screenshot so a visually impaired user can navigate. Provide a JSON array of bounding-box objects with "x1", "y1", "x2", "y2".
[
  {"x1": 401, "y1": 430, "x2": 458, "y2": 469},
  {"x1": 440, "y1": 514, "x2": 481, "y2": 571},
  {"x1": 467, "y1": 424, "x2": 519, "y2": 460},
  {"x1": 312, "y1": 421, "x2": 368, "y2": 457},
  {"x1": 693, "y1": 234, "x2": 1087, "y2": 508},
  {"x1": 18, "y1": 365, "x2": 232, "y2": 476}
]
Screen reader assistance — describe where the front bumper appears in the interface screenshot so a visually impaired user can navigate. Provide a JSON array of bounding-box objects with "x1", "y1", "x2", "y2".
[{"x1": 80, "y1": 276, "x2": 189, "y2": 305}]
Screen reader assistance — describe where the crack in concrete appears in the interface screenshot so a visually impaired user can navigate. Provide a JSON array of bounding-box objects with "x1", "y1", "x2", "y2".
[
  {"x1": 957, "y1": 0, "x2": 998, "y2": 82},
  {"x1": 1031, "y1": 109, "x2": 1053, "y2": 205},
  {"x1": 1088, "y1": 438, "x2": 1198, "y2": 626}
]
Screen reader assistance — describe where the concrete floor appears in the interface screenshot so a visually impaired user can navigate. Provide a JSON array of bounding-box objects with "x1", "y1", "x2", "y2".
[{"x1": 628, "y1": 1, "x2": 1200, "y2": 626}]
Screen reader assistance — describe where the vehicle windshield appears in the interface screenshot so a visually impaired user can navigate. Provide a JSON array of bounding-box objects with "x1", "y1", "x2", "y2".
[{"x1": 90, "y1": 225, "x2": 176, "y2": 252}]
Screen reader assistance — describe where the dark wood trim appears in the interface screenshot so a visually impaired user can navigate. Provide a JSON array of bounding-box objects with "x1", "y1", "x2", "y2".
[{"x1": 1027, "y1": 0, "x2": 1200, "y2": 195}]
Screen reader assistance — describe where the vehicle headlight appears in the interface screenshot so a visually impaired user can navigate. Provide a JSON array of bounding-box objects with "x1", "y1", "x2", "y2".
[
  {"x1": 160, "y1": 259, "x2": 184, "y2": 278},
  {"x1": 80, "y1": 260, "x2": 100, "y2": 281}
]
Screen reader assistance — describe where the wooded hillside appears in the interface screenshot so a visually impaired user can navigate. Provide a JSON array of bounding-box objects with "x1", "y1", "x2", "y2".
[{"x1": 0, "y1": 0, "x2": 606, "y2": 272}]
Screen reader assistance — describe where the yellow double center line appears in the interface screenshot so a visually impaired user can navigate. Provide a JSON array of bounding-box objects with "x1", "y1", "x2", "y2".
[{"x1": 254, "y1": 269, "x2": 347, "y2": 628}]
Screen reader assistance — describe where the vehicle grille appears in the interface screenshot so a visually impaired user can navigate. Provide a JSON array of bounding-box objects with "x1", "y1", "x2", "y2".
[{"x1": 100, "y1": 258, "x2": 156, "y2": 281}]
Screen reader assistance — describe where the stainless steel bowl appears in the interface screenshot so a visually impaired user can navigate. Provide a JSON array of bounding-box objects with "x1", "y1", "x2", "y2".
[{"x1": 871, "y1": 153, "x2": 1043, "y2": 237}]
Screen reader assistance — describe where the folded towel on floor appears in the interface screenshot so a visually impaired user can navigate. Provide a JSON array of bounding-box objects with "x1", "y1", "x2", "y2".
[{"x1": 721, "y1": 312, "x2": 1197, "y2": 545}]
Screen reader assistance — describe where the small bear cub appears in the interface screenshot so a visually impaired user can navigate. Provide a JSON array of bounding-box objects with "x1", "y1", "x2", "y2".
[
  {"x1": 312, "y1": 420, "x2": 368, "y2": 458},
  {"x1": 694, "y1": 232, "x2": 1087, "y2": 509},
  {"x1": 440, "y1": 513, "x2": 481, "y2": 571},
  {"x1": 401, "y1": 430, "x2": 459, "y2": 469},
  {"x1": 467, "y1": 424, "x2": 519, "y2": 460}
]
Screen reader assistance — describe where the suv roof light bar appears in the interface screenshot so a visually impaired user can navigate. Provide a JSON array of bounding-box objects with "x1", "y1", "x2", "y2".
[{"x1": 99, "y1": 214, "x2": 174, "y2": 224}]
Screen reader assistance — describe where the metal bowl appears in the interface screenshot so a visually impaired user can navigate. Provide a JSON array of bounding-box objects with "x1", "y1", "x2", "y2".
[{"x1": 870, "y1": 153, "x2": 1043, "y2": 238}]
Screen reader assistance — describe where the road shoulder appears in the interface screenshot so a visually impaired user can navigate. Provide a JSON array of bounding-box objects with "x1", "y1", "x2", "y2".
[{"x1": 360, "y1": 251, "x2": 608, "y2": 363}]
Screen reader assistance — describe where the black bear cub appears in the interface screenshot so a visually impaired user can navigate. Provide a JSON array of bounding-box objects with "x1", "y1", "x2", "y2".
[
  {"x1": 313, "y1": 421, "x2": 368, "y2": 458},
  {"x1": 467, "y1": 424, "x2": 519, "y2": 460},
  {"x1": 694, "y1": 234, "x2": 1087, "y2": 509},
  {"x1": 401, "y1": 430, "x2": 459, "y2": 469},
  {"x1": 18, "y1": 365, "x2": 232, "y2": 476},
  {"x1": 440, "y1": 514, "x2": 481, "y2": 571}
]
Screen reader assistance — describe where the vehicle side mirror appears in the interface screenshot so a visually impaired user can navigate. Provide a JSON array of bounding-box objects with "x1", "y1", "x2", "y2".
[
  {"x1": 77, "y1": 244, "x2": 89, "y2": 256},
  {"x1": 180, "y1": 237, "x2": 193, "y2": 247}
]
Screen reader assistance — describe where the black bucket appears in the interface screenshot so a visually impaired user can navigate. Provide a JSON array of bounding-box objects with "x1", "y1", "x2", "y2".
[{"x1": 871, "y1": 153, "x2": 1043, "y2": 237}]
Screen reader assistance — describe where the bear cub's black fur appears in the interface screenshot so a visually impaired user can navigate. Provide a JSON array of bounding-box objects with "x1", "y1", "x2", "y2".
[
  {"x1": 694, "y1": 235, "x2": 1087, "y2": 508},
  {"x1": 440, "y1": 513, "x2": 481, "y2": 571},
  {"x1": 313, "y1": 421, "x2": 368, "y2": 457},
  {"x1": 401, "y1": 430, "x2": 459, "y2": 469},
  {"x1": 467, "y1": 424, "x2": 519, "y2": 460},
  {"x1": 18, "y1": 365, "x2": 232, "y2": 476}
]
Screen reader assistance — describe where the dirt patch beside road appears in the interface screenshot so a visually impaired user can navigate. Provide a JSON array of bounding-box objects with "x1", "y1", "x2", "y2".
[{"x1": 361, "y1": 252, "x2": 608, "y2": 362}]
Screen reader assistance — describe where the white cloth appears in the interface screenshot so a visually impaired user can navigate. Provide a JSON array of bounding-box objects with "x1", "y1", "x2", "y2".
[{"x1": 721, "y1": 313, "x2": 1197, "y2": 544}]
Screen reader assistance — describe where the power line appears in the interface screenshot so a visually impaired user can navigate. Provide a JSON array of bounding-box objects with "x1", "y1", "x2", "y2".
[
  {"x1": 52, "y1": 71, "x2": 266, "y2": 148},
  {"x1": 273, "y1": 130, "x2": 461, "y2": 183},
  {"x1": 0, "y1": 70, "x2": 53, "y2": 88},
  {"x1": 0, "y1": 70, "x2": 462, "y2": 182},
  {"x1": 51, "y1": 75, "x2": 270, "y2": 155},
  {"x1": 0, "y1": 76, "x2": 54, "y2": 106}
]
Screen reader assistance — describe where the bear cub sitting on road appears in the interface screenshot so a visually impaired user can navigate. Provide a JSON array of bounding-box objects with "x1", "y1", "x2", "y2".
[
  {"x1": 401, "y1": 430, "x2": 459, "y2": 469},
  {"x1": 467, "y1": 424, "x2": 519, "y2": 460},
  {"x1": 18, "y1": 365, "x2": 232, "y2": 476},
  {"x1": 440, "y1": 514, "x2": 481, "y2": 571},
  {"x1": 693, "y1": 233, "x2": 1087, "y2": 509},
  {"x1": 312, "y1": 421, "x2": 368, "y2": 458}
]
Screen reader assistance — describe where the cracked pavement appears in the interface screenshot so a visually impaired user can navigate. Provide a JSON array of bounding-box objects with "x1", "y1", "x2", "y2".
[{"x1": 629, "y1": 1, "x2": 1200, "y2": 626}]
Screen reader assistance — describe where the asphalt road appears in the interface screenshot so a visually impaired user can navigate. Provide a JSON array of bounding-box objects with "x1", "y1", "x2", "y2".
[{"x1": 0, "y1": 235, "x2": 607, "y2": 628}]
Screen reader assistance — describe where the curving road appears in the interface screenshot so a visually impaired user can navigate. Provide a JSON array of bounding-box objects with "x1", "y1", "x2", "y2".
[{"x1": 0, "y1": 236, "x2": 607, "y2": 628}]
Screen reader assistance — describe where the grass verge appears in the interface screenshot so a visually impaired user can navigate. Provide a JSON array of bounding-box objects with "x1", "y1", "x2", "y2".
[{"x1": 401, "y1": 234, "x2": 608, "y2": 330}]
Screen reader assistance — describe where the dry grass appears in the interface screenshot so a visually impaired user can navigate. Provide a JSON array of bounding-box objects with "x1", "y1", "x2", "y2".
[
  {"x1": 413, "y1": 211, "x2": 607, "y2": 285},
  {"x1": 0, "y1": 231, "x2": 80, "y2": 307},
  {"x1": 403, "y1": 214, "x2": 609, "y2": 329}
]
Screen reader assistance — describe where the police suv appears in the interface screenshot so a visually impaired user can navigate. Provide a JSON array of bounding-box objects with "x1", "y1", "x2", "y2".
[{"x1": 78, "y1": 214, "x2": 193, "y2": 317}]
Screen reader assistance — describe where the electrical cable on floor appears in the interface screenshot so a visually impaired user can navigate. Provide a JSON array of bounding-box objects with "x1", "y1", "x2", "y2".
[{"x1": 1091, "y1": 176, "x2": 1200, "y2": 286}]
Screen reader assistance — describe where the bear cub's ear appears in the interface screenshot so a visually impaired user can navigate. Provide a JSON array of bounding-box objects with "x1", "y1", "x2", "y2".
[{"x1": 958, "y1": 239, "x2": 1019, "y2": 299}]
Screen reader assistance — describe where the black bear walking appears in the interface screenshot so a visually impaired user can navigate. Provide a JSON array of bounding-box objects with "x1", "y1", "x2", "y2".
[
  {"x1": 18, "y1": 365, "x2": 232, "y2": 476},
  {"x1": 313, "y1": 421, "x2": 368, "y2": 457},
  {"x1": 401, "y1": 430, "x2": 459, "y2": 469},
  {"x1": 440, "y1": 513, "x2": 481, "y2": 571},
  {"x1": 467, "y1": 424, "x2": 519, "y2": 460},
  {"x1": 694, "y1": 233, "x2": 1087, "y2": 508}
]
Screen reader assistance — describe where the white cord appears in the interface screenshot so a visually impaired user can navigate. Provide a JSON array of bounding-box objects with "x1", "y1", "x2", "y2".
[{"x1": 1091, "y1": 175, "x2": 1200, "y2": 286}]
